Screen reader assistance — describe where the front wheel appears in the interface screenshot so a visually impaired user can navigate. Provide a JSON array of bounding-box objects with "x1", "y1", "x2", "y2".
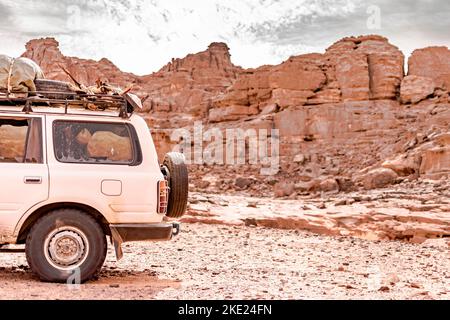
[{"x1": 25, "y1": 209, "x2": 107, "y2": 283}]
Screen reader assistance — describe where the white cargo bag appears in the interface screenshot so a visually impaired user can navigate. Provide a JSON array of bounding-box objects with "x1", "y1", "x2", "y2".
[{"x1": 0, "y1": 54, "x2": 44, "y2": 93}]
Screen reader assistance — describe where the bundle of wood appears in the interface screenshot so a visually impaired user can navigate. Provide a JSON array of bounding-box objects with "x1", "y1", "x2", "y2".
[{"x1": 59, "y1": 65, "x2": 143, "y2": 111}]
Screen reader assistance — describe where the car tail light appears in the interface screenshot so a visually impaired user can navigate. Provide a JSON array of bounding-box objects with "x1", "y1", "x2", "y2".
[{"x1": 157, "y1": 180, "x2": 169, "y2": 214}]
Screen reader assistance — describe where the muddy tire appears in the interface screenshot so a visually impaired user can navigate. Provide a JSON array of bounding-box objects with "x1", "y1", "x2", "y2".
[
  {"x1": 163, "y1": 152, "x2": 189, "y2": 218},
  {"x1": 25, "y1": 209, "x2": 107, "y2": 283},
  {"x1": 34, "y1": 79, "x2": 75, "y2": 99}
]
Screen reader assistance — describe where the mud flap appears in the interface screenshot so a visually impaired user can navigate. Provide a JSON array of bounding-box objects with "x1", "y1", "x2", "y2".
[
  {"x1": 109, "y1": 223, "x2": 179, "y2": 261},
  {"x1": 110, "y1": 227, "x2": 124, "y2": 261}
]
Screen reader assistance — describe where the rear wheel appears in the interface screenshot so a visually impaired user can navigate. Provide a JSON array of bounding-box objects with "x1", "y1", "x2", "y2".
[
  {"x1": 163, "y1": 152, "x2": 189, "y2": 218},
  {"x1": 25, "y1": 209, "x2": 107, "y2": 283}
]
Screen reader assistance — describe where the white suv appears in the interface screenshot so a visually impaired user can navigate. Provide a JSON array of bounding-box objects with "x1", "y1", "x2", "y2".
[{"x1": 0, "y1": 88, "x2": 188, "y2": 283}]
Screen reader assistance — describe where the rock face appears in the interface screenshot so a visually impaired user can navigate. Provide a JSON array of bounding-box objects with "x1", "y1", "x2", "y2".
[
  {"x1": 22, "y1": 38, "x2": 136, "y2": 86},
  {"x1": 210, "y1": 35, "x2": 404, "y2": 121},
  {"x1": 20, "y1": 35, "x2": 450, "y2": 195},
  {"x1": 22, "y1": 38, "x2": 240, "y2": 122},
  {"x1": 408, "y1": 46, "x2": 450, "y2": 90}
]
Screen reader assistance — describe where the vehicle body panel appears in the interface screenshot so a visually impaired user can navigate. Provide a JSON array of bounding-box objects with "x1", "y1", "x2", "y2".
[{"x1": 0, "y1": 107, "x2": 166, "y2": 244}]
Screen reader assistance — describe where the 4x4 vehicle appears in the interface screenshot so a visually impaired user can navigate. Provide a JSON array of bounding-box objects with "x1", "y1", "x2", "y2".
[{"x1": 0, "y1": 88, "x2": 188, "y2": 283}]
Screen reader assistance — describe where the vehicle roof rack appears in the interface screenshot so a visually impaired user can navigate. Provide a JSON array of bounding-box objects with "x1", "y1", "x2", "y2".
[{"x1": 0, "y1": 90, "x2": 138, "y2": 119}]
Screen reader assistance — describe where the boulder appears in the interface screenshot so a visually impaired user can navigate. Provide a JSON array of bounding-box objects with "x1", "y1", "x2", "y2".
[
  {"x1": 359, "y1": 168, "x2": 398, "y2": 190},
  {"x1": 382, "y1": 154, "x2": 421, "y2": 176},
  {"x1": 318, "y1": 178, "x2": 339, "y2": 192},
  {"x1": 274, "y1": 181, "x2": 295, "y2": 197},
  {"x1": 294, "y1": 180, "x2": 320, "y2": 192},
  {"x1": 235, "y1": 177, "x2": 254, "y2": 189},
  {"x1": 400, "y1": 75, "x2": 436, "y2": 104},
  {"x1": 293, "y1": 153, "x2": 306, "y2": 164}
]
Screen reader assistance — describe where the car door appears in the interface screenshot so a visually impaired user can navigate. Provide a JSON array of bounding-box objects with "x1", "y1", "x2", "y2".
[{"x1": 0, "y1": 114, "x2": 49, "y2": 241}]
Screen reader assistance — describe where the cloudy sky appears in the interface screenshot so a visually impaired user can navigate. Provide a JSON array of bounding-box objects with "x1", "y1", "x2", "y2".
[{"x1": 0, "y1": 0, "x2": 449, "y2": 75}]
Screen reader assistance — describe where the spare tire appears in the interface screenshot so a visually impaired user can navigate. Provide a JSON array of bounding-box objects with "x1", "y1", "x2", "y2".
[
  {"x1": 163, "y1": 152, "x2": 188, "y2": 218},
  {"x1": 34, "y1": 79, "x2": 75, "y2": 99}
]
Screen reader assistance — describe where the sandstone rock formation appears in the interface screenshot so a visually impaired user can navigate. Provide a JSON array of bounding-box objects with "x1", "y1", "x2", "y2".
[
  {"x1": 23, "y1": 38, "x2": 136, "y2": 86},
  {"x1": 22, "y1": 38, "x2": 240, "y2": 121},
  {"x1": 20, "y1": 35, "x2": 450, "y2": 196},
  {"x1": 408, "y1": 46, "x2": 450, "y2": 90},
  {"x1": 374, "y1": 129, "x2": 449, "y2": 180},
  {"x1": 210, "y1": 35, "x2": 404, "y2": 122}
]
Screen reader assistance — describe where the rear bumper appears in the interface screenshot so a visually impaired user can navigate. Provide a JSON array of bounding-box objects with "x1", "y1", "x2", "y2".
[
  {"x1": 110, "y1": 222, "x2": 180, "y2": 242},
  {"x1": 109, "y1": 222, "x2": 180, "y2": 260}
]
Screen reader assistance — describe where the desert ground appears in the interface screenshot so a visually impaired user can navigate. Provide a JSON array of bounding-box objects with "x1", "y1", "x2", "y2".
[{"x1": 1, "y1": 189, "x2": 448, "y2": 300}]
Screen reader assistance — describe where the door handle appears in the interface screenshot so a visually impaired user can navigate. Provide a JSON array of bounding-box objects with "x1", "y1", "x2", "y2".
[{"x1": 24, "y1": 176, "x2": 42, "y2": 184}]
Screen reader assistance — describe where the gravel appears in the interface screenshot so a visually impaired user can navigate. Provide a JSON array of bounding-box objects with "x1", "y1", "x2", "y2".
[{"x1": 0, "y1": 223, "x2": 449, "y2": 300}]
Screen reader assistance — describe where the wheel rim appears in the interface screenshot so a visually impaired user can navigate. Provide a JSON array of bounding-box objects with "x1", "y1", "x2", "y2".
[{"x1": 43, "y1": 226, "x2": 90, "y2": 271}]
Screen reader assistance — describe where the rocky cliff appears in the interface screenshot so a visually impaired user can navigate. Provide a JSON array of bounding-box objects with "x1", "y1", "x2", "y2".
[{"x1": 21, "y1": 35, "x2": 450, "y2": 197}]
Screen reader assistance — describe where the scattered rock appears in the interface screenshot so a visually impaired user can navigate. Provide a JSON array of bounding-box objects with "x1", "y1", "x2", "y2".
[
  {"x1": 294, "y1": 180, "x2": 319, "y2": 192},
  {"x1": 335, "y1": 199, "x2": 347, "y2": 206},
  {"x1": 318, "y1": 178, "x2": 339, "y2": 193},
  {"x1": 293, "y1": 154, "x2": 306, "y2": 164},
  {"x1": 378, "y1": 286, "x2": 390, "y2": 292},
  {"x1": 317, "y1": 203, "x2": 327, "y2": 209},
  {"x1": 197, "y1": 180, "x2": 211, "y2": 189},
  {"x1": 235, "y1": 177, "x2": 254, "y2": 189},
  {"x1": 384, "y1": 273, "x2": 400, "y2": 285},
  {"x1": 409, "y1": 282, "x2": 422, "y2": 289},
  {"x1": 274, "y1": 181, "x2": 295, "y2": 198},
  {"x1": 247, "y1": 201, "x2": 258, "y2": 208}
]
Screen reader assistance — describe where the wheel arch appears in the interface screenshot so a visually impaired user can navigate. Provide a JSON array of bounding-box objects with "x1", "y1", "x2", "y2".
[{"x1": 16, "y1": 202, "x2": 111, "y2": 244}]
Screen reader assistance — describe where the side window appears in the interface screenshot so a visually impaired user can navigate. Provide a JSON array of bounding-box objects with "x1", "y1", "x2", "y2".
[
  {"x1": 0, "y1": 117, "x2": 43, "y2": 163},
  {"x1": 53, "y1": 121, "x2": 141, "y2": 165}
]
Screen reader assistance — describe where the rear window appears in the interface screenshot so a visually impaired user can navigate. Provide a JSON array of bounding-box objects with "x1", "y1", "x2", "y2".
[
  {"x1": 0, "y1": 117, "x2": 43, "y2": 163},
  {"x1": 53, "y1": 120, "x2": 141, "y2": 165}
]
